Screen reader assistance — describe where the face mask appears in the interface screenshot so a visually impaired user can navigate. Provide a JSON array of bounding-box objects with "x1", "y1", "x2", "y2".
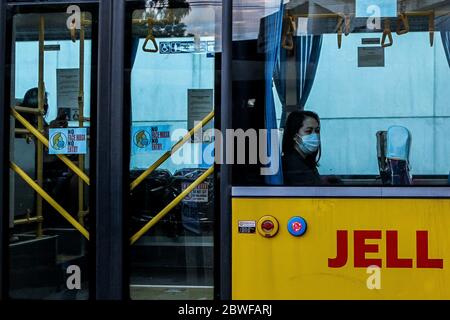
[{"x1": 296, "y1": 133, "x2": 320, "y2": 155}]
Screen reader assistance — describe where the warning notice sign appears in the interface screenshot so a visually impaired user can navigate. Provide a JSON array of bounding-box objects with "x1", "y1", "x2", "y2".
[{"x1": 182, "y1": 182, "x2": 209, "y2": 203}]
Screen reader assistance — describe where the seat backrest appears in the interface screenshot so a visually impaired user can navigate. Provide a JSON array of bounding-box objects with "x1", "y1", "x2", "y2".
[
  {"x1": 387, "y1": 126, "x2": 412, "y2": 185},
  {"x1": 387, "y1": 126, "x2": 411, "y2": 161}
]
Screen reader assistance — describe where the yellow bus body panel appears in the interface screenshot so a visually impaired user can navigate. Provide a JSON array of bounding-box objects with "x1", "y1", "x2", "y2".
[{"x1": 232, "y1": 198, "x2": 450, "y2": 300}]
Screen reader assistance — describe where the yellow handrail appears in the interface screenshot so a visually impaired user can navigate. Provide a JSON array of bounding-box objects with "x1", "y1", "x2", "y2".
[
  {"x1": 290, "y1": 10, "x2": 435, "y2": 19},
  {"x1": 14, "y1": 106, "x2": 42, "y2": 115},
  {"x1": 11, "y1": 108, "x2": 90, "y2": 186},
  {"x1": 15, "y1": 128, "x2": 30, "y2": 135},
  {"x1": 10, "y1": 161, "x2": 90, "y2": 240},
  {"x1": 130, "y1": 166, "x2": 214, "y2": 245},
  {"x1": 289, "y1": 10, "x2": 436, "y2": 48},
  {"x1": 14, "y1": 216, "x2": 44, "y2": 226},
  {"x1": 37, "y1": 15, "x2": 45, "y2": 237},
  {"x1": 130, "y1": 110, "x2": 214, "y2": 191},
  {"x1": 78, "y1": 12, "x2": 86, "y2": 226}
]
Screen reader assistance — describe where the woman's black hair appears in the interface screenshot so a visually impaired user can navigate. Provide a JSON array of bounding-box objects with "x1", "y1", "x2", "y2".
[
  {"x1": 282, "y1": 110, "x2": 321, "y2": 167},
  {"x1": 22, "y1": 88, "x2": 48, "y2": 116},
  {"x1": 15, "y1": 88, "x2": 49, "y2": 130}
]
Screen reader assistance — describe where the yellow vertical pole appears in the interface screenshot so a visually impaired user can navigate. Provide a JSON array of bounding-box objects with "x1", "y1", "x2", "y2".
[
  {"x1": 36, "y1": 16, "x2": 45, "y2": 238},
  {"x1": 78, "y1": 13, "x2": 85, "y2": 225}
]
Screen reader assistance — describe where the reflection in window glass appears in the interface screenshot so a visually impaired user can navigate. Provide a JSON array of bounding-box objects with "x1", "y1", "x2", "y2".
[
  {"x1": 128, "y1": 1, "x2": 219, "y2": 300},
  {"x1": 9, "y1": 10, "x2": 94, "y2": 299},
  {"x1": 306, "y1": 33, "x2": 450, "y2": 180},
  {"x1": 233, "y1": 0, "x2": 450, "y2": 187}
]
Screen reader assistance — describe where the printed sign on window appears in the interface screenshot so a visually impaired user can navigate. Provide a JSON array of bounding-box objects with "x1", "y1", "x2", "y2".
[
  {"x1": 49, "y1": 128, "x2": 87, "y2": 155},
  {"x1": 188, "y1": 89, "x2": 214, "y2": 142},
  {"x1": 182, "y1": 182, "x2": 209, "y2": 203},
  {"x1": 57, "y1": 69, "x2": 81, "y2": 121},
  {"x1": 159, "y1": 40, "x2": 215, "y2": 54},
  {"x1": 358, "y1": 47, "x2": 385, "y2": 67},
  {"x1": 132, "y1": 125, "x2": 171, "y2": 154}
]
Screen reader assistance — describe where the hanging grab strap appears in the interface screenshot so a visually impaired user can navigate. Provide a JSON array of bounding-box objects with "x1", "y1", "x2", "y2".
[
  {"x1": 429, "y1": 11, "x2": 435, "y2": 47},
  {"x1": 382, "y1": 19, "x2": 393, "y2": 48},
  {"x1": 396, "y1": 13, "x2": 410, "y2": 35},
  {"x1": 336, "y1": 14, "x2": 350, "y2": 49},
  {"x1": 142, "y1": 18, "x2": 158, "y2": 53},
  {"x1": 282, "y1": 15, "x2": 296, "y2": 50}
]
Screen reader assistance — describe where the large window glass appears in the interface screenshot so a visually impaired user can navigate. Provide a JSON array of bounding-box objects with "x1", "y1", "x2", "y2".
[
  {"x1": 127, "y1": 0, "x2": 219, "y2": 300},
  {"x1": 232, "y1": 0, "x2": 450, "y2": 187},
  {"x1": 8, "y1": 6, "x2": 96, "y2": 299}
]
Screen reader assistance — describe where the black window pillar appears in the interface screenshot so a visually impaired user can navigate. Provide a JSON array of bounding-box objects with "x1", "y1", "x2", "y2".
[
  {"x1": 95, "y1": 0, "x2": 128, "y2": 300},
  {"x1": 0, "y1": 0, "x2": 8, "y2": 301},
  {"x1": 219, "y1": 0, "x2": 232, "y2": 300}
]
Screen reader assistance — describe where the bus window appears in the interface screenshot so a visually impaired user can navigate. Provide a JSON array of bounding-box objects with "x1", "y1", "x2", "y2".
[{"x1": 232, "y1": 0, "x2": 450, "y2": 187}]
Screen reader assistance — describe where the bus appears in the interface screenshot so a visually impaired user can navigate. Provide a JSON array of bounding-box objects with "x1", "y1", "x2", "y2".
[{"x1": 1, "y1": 0, "x2": 450, "y2": 300}]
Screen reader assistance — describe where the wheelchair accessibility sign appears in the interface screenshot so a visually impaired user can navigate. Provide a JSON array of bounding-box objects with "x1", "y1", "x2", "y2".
[
  {"x1": 159, "y1": 40, "x2": 215, "y2": 54},
  {"x1": 49, "y1": 128, "x2": 87, "y2": 155}
]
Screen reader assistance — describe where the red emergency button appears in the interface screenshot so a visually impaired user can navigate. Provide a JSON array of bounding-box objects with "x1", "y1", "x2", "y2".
[
  {"x1": 262, "y1": 221, "x2": 274, "y2": 232},
  {"x1": 257, "y1": 216, "x2": 279, "y2": 238}
]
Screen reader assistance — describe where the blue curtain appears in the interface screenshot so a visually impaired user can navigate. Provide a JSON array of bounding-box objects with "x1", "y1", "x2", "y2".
[
  {"x1": 275, "y1": 35, "x2": 322, "y2": 129},
  {"x1": 274, "y1": 46, "x2": 287, "y2": 126},
  {"x1": 296, "y1": 35, "x2": 323, "y2": 108},
  {"x1": 263, "y1": 2, "x2": 285, "y2": 185},
  {"x1": 443, "y1": 32, "x2": 450, "y2": 67}
]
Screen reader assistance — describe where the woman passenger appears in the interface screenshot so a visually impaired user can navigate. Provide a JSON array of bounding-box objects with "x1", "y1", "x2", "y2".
[{"x1": 282, "y1": 110, "x2": 322, "y2": 185}]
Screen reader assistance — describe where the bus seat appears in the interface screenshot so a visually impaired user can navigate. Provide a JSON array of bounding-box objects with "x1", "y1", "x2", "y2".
[
  {"x1": 377, "y1": 126, "x2": 412, "y2": 185},
  {"x1": 376, "y1": 131, "x2": 390, "y2": 184},
  {"x1": 387, "y1": 126, "x2": 412, "y2": 185}
]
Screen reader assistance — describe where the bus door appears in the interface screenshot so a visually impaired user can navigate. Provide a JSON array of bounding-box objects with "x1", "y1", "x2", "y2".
[
  {"x1": 6, "y1": 2, "x2": 97, "y2": 299},
  {"x1": 231, "y1": 0, "x2": 450, "y2": 300},
  {"x1": 126, "y1": 0, "x2": 220, "y2": 300}
]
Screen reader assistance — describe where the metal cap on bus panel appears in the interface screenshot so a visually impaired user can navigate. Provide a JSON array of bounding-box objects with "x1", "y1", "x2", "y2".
[
  {"x1": 257, "y1": 216, "x2": 279, "y2": 238},
  {"x1": 288, "y1": 217, "x2": 307, "y2": 237}
]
